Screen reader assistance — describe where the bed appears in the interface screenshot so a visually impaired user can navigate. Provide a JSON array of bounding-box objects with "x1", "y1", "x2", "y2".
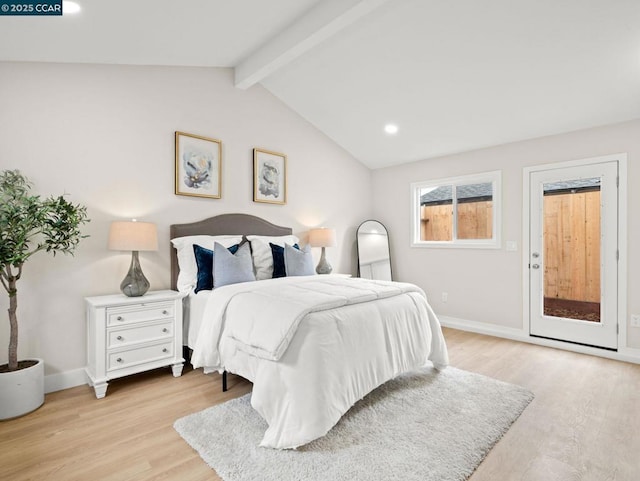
[{"x1": 170, "y1": 213, "x2": 449, "y2": 449}]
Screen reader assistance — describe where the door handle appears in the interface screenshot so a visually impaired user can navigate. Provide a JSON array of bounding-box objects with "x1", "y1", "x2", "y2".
[{"x1": 531, "y1": 264, "x2": 540, "y2": 269}]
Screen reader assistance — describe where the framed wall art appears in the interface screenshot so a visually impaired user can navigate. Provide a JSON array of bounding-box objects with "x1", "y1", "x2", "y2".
[
  {"x1": 253, "y1": 148, "x2": 287, "y2": 205},
  {"x1": 175, "y1": 131, "x2": 222, "y2": 199}
]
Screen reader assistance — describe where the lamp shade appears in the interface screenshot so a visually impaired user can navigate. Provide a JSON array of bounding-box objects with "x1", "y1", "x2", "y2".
[
  {"x1": 108, "y1": 221, "x2": 158, "y2": 252},
  {"x1": 308, "y1": 228, "x2": 337, "y2": 248}
]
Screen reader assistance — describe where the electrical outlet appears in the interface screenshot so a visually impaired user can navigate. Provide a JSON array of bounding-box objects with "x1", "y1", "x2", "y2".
[
  {"x1": 631, "y1": 315, "x2": 640, "y2": 328},
  {"x1": 441, "y1": 292, "x2": 448, "y2": 303}
]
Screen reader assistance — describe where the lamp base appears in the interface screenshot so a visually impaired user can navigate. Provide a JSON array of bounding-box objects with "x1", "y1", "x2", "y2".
[
  {"x1": 120, "y1": 251, "x2": 150, "y2": 297},
  {"x1": 315, "y1": 247, "x2": 333, "y2": 275}
]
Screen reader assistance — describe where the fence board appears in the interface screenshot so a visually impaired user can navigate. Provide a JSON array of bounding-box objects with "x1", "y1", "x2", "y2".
[
  {"x1": 420, "y1": 204, "x2": 452, "y2": 241},
  {"x1": 543, "y1": 191, "x2": 600, "y2": 302},
  {"x1": 420, "y1": 202, "x2": 492, "y2": 241}
]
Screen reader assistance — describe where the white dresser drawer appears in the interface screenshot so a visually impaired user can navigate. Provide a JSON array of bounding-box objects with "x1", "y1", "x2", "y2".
[
  {"x1": 107, "y1": 321, "x2": 173, "y2": 349},
  {"x1": 107, "y1": 303, "x2": 174, "y2": 326},
  {"x1": 85, "y1": 290, "x2": 184, "y2": 398},
  {"x1": 107, "y1": 341, "x2": 174, "y2": 371}
]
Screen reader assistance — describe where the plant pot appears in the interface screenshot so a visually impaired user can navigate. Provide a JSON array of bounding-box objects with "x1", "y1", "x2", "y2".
[{"x1": 0, "y1": 358, "x2": 45, "y2": 420}]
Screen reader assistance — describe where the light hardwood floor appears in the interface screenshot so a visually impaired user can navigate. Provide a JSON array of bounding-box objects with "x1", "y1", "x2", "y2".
[{"x1": 1, "y1": 328, "x2": 639, "y2": 480}]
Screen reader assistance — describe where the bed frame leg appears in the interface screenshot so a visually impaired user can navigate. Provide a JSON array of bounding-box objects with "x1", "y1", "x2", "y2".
[
  {"x1": 222, "y1": 371, "x2": 228, "y2": 392},
  {"x1": 182, "y1": 346, "x2": 192, "y2": 364}
]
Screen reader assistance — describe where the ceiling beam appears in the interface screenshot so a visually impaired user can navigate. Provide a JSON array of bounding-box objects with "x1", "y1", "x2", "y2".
[{"x1": 234, "y1": 0, "x2": 391, "y2": 89}]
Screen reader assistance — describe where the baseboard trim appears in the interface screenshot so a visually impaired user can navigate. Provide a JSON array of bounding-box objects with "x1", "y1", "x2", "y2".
[
  {"x1": 439, "y1": 316, "x2": 640, "y2": 365},
  {"x1": 45, "y1": 368, "x2": 87, "y2": 394}
]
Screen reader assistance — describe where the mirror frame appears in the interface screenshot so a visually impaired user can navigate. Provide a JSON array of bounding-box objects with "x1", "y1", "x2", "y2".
[{"x1": 356, "y1": 219, "x2": 392, "y2": 281}]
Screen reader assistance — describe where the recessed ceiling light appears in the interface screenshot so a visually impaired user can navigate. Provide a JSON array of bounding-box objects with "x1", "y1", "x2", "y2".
[
  {"x1": 63, "y1": 1, "x2": 81, "y2": 14},
  {"x1": 384, "y1": 124, "x2": 399, "y2": 135}
]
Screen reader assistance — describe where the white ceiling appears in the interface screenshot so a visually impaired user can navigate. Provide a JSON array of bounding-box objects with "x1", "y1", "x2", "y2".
[{"x1": 2, "y1": 0, "x2": 639, "y2": 169}]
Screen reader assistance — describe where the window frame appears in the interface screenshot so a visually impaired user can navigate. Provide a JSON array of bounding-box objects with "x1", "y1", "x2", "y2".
[{"x1": 410, "y1": 170, "x2": 502, "y2": 249}]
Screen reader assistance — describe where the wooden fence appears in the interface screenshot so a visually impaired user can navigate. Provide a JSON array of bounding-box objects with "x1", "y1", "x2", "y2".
[
  {"x1": 420, "y1": 191, "x2": 600, "y2": 303},
  {"x1": 420, "y1": 201, "x2": 492, "y2": 241},
  {"x1": 543, "y1": 191, "x2": 600, "y2": 303}
]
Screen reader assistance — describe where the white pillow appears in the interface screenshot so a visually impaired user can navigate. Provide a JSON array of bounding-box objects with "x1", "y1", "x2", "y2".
[
  {"x1": 246, "y1": 234, "x2": 299, "y2": 280},
  {"x1": 171, "y1": 235, "x2": 243, "y2": 292}
]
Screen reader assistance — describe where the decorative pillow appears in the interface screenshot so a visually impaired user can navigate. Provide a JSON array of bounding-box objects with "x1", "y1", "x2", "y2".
[
  {"x1": 284, "y1": 243, "x2": 315, "y2": 276},
  {"x1": 193, "y1": 243, "x2": 239, "y2": 293},
  {"x1": 171, "y1": 235, "x2": 242, "y2": 292},
  {"x1": 269, "y1": 243, "x2": 299, "y2": 278},
  {"x1": 213, "y1": 242, "x2": 256, "y2": 288},
  {"x1": 246, "y1": 235, "x2": 299, "y2": 280}
]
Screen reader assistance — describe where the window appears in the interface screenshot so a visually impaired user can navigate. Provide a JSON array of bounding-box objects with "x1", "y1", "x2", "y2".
[{"x1": 411, "y1": 170, "x2": 501, "y2": 248}]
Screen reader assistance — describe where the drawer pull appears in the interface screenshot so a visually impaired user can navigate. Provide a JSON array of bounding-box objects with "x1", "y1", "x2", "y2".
[
  {"x1": 116, "y1": 335, "x2": 124, "y2": 341},
  {"x1": 162, "y1": 328, "x2": 169, "y2": 333},
  {"x1": 116, "y1": 357, "x2": 123, "y2": 363},
  {"x1": 162, "y1": 310, "x2": 168, "y2": 315},
  {"x1": 162, "y1": 348, "x2": 169, "y2": 353},
  {"x1": 117, "y1": 316, "x2": 123, "y2": 321}
]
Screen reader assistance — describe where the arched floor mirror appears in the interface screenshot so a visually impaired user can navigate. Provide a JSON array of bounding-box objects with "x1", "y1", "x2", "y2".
[{"x1": 357, "y1": 220, "x2": 392, "y2": 281}]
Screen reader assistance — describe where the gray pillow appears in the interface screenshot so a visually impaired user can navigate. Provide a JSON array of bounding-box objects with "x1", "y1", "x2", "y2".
[
  {"x1": 284, "y1": 243, "x2": 315, "y2": 276},
  {"x1": 213, "y1": 241, "x2": 256, "y2": 288}
]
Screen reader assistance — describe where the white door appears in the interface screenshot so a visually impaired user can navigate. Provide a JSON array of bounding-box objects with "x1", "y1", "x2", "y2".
[{"x1": 529, "y1": 161, "x2": 618, "y2": 349}]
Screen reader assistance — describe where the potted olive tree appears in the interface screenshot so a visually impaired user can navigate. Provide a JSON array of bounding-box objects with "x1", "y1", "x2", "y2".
[{"x1": 0, "y1": 170, "x2": 89, "y2": 419}]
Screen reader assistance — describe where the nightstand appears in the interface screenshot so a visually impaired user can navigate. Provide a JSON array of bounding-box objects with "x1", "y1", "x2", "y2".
[{"x1": 85, "y1": 290, "x2": 185, "y2": 399}]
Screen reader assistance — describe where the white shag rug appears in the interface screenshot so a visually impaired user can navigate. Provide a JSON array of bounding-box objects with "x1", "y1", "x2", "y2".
[{"x1": 174, "y1": 367, "x2": 534, "y2": 481}]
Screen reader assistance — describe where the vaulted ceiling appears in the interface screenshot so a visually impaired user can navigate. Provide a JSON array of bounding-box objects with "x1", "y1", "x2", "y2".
[{"x1": 2, "y1": 0, "x2": 639, "y2": 169}]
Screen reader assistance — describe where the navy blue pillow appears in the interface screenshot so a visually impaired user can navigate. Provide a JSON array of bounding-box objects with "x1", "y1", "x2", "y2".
[
  {"x1": 269, "y1": 243, "x2": 299, "y2": 278},
  {"x1": 193, "y1": 243, "x2": 239, "y2": 293}
]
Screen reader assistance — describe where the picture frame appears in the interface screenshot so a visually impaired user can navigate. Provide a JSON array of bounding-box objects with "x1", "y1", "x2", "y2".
[
  {"x1": 253, "y1": 148, "x2": 287, "y2": 205},
  {"x1": 175, "y1": 131, "x2": 222, "y2": 199}
]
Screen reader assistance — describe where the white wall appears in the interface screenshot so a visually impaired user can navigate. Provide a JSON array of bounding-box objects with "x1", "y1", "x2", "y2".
[
  {"x1": 372, "y1": 119, "x2": 640, "y2": 349},
  {"x1": 0, "y1": 62, "x2": 372, "y2": 383}
]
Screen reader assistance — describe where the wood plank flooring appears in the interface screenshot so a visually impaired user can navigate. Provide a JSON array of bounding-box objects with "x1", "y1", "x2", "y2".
[{"x1": 1, "y1": 328, "x2": 639, "y2": 480}]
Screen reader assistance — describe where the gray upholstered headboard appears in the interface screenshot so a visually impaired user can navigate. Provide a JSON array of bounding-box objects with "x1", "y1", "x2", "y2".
[{"x1": 169, "y1": 213, "x2": 293, "y2": 290}]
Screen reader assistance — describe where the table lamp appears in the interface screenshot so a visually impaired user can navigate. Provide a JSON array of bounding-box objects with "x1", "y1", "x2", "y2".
[
  {"x1": 108, "y1": 220, "x2": 158, "y2": 297},
  {"x1": 309, "y1": 227, "x2": 337, "y2": 274}
]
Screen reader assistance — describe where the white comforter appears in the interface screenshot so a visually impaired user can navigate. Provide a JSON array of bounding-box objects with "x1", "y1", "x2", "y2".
[{"x1": 191, "y1": 276, "x2": 449, "y2": 449}]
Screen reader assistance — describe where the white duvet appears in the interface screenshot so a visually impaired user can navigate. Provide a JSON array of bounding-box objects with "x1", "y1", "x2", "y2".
[{"x1": 191, "y1": 276, "x2": 449, "y2": 449}]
